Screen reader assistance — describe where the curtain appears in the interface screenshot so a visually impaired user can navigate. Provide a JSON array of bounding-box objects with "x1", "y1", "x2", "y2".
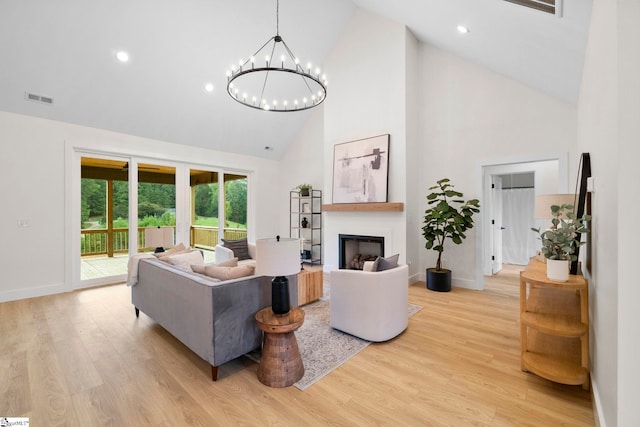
[{"x1": 502, "y1": 188, "x2": 538, "y2": 265}]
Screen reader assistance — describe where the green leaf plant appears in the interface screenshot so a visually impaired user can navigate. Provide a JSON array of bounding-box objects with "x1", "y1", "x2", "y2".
[
  {"x1": 531, "y1": 204, "x2": 590, "y2": 261},
  {"x1": 422, "y1": 178, "x2": 480, "y2": 271}
]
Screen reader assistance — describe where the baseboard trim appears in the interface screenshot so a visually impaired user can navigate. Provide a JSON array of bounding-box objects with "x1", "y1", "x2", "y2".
[
  {"x1": 591, "y1": 379, "x2": 606, "y2": 427},
  {"x1": 0, "y1": 282, "x2": 70, "y2": 303}
]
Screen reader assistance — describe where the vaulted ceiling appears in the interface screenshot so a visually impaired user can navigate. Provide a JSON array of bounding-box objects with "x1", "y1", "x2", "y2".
[{"x1": 0, "y1": 0, "x2": 592, "y2": 159}]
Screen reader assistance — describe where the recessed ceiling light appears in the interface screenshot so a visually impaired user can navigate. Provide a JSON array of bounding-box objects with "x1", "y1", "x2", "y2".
[
  {"x1": 457, "y1": 25, "x2": 469, "y2": 34},
  {"x1": 204, "y1": 83, "x2": 214, "y2": 93},
  {"x1": 115, "y1": 51, "x2": 130, "y2": 62}
]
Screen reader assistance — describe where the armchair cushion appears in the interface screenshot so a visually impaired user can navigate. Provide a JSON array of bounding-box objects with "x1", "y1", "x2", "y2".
[{"x1": 330, "y1": 264, "x2": 409, "y2": 342}]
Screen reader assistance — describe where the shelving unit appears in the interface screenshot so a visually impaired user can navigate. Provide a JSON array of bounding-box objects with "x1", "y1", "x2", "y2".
[
  {"x1": 520, "y1": 258, "x2": 589, "y2": 390},
  {"x1": 290, "y1": 189, "x2": 322, "y2": 265}
]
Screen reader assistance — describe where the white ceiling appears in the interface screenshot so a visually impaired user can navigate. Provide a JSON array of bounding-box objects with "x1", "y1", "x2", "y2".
[{"x1": 0, "y1": 0, "x2": 592, "y2": 159}]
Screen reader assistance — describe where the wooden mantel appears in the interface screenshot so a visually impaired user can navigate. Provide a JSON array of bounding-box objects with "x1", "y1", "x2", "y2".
[{"x1": 322, "y1": 202, "x2": 404, "y2": 212}]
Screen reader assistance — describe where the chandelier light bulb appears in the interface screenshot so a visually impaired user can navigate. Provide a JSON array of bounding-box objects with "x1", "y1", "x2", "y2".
[
  {"x1": 226, "y1": 70, "x2": 231, "y2": 77},
  {"x1": 294, "y1": 99, "x2": 298, "y2": 106}
]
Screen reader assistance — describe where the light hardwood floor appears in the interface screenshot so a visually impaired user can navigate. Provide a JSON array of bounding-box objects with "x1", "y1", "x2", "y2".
[{"x1": 0, "y1": 273, "x2": 594, "y2": 426}]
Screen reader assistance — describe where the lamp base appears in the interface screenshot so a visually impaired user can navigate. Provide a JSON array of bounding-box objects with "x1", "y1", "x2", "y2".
[{"x1": 271, "y1": 276, "x2": 290, "y2": 315}]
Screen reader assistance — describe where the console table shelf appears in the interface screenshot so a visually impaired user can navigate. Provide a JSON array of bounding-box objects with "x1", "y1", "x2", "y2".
[{"x1": 520, "y1": 259, "x2": 589, "y2": 390}]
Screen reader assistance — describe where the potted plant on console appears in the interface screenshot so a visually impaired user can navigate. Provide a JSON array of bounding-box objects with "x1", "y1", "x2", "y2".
[
  {"x1": 531, "y1": 203, "x2": 590, "y2": 282},
  {"x1": 295, "y1": 183, "x2": 312, "y2": 197},
  {"x1": 422, "y1": 178, "x2": 480, "y2": 292}
]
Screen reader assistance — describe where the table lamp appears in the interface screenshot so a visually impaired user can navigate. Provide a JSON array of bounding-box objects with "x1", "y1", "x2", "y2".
[
  {"x1": 144, "y1": 226, "x2": 175, "y2": 253},
  {"x1": 534, "y1": 194, "x2": 576, "y2": 219},
  {"x1": 256, "y1": 236, "x2": 301, "y2": 315}
]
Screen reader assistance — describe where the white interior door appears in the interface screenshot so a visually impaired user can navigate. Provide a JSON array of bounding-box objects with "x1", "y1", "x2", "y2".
[{"x1": 492, "y1": 176, "x2": 503, "y2": 274}]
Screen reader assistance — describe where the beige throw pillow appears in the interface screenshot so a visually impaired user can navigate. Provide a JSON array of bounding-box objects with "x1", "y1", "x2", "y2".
[
  {"x1": 156, "y1": 242, "x2": 187, "y2": 258},
  {"x1": 202, "y1": 265, "x2": 255, "y2": 281},
  {"x1": 191, "y1": 257, "x2": 238, "y2": 274}
]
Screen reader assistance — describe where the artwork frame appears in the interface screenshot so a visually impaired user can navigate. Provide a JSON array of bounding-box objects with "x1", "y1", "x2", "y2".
[{"x1": 332, "y1": 134, "x2": 390, "y2": 204}]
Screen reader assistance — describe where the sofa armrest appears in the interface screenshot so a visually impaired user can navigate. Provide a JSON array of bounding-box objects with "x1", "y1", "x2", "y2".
[{"x1": 214, "y1": 245, "x2": 234, "y2": 263}]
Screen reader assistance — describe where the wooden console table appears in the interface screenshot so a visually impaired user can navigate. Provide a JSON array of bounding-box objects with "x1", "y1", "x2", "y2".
[
  {"x1": 255, "y1": 307, "x2": 305, "y2": 388},
  {"x1": 520, "y1": 259, "x2": 589, "y2": 390},
  {"x1": 298, "y1": 266, "x2": 323, "y2": 305}
]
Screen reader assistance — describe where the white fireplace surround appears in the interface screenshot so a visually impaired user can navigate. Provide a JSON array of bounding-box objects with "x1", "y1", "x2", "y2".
[{"x1": 323, "y1": 221, "x2": 397, "y2": 272}]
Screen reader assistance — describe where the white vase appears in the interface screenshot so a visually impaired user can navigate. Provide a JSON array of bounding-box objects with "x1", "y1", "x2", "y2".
[{"x1": 546, "y1": 258, "x2": 569, "y2": 282}]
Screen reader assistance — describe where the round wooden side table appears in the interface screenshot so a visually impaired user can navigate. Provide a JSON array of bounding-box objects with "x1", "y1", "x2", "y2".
[{"x1": 255, "y1": 307, "x2": 305, "y2": 388}]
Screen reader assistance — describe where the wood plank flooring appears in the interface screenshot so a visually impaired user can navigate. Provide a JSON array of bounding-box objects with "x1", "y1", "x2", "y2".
[{"x1": 0, "y1": 273, "x2": 594, "y2": 426}]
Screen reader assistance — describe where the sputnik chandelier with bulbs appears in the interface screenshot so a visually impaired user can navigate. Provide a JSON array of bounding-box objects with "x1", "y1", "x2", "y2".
[{"x1": 226, "y1": 0, "x2": 327, "y2": 112}]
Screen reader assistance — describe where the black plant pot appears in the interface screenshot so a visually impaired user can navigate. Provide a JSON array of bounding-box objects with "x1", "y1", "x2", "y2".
[{"x1": 426, "y1": 268, "x2": 451, "y2": 292}]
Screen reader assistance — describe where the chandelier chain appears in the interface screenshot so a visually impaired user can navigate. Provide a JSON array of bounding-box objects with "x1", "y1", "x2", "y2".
[{"x1": 276, "y1": 0, "x2": 280, "y2": 36}]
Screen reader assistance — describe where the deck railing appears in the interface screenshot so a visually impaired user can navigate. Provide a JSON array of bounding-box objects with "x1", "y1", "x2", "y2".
[{"x1": 81, "y1": 226, "x2": 247, "y2": 256}]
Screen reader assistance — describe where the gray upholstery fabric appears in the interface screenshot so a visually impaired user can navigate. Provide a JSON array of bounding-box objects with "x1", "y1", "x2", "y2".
[{"x1": 131, "y1": 258, "x2": 298, "y2": 372}]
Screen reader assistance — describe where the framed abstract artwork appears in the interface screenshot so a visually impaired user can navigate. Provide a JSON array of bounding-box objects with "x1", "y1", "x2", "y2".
[{"x1": 332, "y1": 134, "x2": 390, "y2": 203}]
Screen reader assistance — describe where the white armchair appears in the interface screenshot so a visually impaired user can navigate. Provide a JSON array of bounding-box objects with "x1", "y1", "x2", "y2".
[{"x1": 330, "y1": 264, "x2": 409, "y2": 342}]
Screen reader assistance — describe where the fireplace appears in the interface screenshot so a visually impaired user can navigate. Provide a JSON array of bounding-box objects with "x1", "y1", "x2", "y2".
[{"x1": 338, "y1": 234, "x2": 385, "y2": 269}]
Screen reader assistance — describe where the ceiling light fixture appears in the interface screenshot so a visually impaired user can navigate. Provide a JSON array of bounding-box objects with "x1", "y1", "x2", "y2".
[
  {"x1": 226, "y1": 0, "x2": 327, "y2": 112},
  {"x1": 457, "y1": 25, "x2": 469, "y2": 34},
  {"x1": 115, "y1": 51, "x2": 130, "y2": 62},
  {"x1": 205, "y1": 83, "x2": 214, "y2": 92}
]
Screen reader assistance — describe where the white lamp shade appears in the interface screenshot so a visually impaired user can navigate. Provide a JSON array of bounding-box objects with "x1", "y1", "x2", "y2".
[
  {"x1": 145, "y1": 227, "x2": 175, "y2": 248},
  {"x1": 255, "y1": 238, "x2": 301, "y2": 277},
  {"x1": 534, "y1": 194, "x2": 576, "y2": 219}
]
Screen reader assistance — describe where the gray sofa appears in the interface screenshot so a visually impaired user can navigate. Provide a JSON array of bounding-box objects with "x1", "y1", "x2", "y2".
[{"x1": 131, "y1": 257, "x2": 298, "y2": 380}]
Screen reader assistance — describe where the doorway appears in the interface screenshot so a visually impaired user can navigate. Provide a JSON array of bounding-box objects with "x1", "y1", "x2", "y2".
[{"x1": 480, "y1": 156, "x2": 569, "y2": 279}]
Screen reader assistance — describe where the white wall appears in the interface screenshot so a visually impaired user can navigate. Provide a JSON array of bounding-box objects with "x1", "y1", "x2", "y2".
[
  {"x1": 419, "y1": 45, "x2": 578, "y2": 288},
  {"x1": 616, "y1": 1, "x2": 640, "y2": 425},
  {"x1": 0, "y1": 110, "x2": 283, "y2": 302},
  {"x1": 578, "y1": 0, "x2": 640, "y2": 425},
  {"x1": 278, "y1": 106, "x2": 325, "y2": 240},
  {"x1": 322, "y1": 9, "x2": 408, "y2": 272}
]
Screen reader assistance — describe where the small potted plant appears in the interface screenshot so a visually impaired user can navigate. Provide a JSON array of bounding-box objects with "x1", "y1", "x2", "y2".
[
  {"x1": 295, "y1": 183, "x2": 312, "y2": 197},
  {"x1": 422, "y1": 178, "x2": 480, "y2": 292},
  {"x1": 531, "y1": 204, "x2": 590, "y2": 281}
]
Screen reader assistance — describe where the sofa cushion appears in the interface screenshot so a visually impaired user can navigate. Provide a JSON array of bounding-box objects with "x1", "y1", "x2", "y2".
[
  {"x1": 221, "y1": 238, "x2": 251, "y2": 261},
  {"x1": 373, "y1": 254, "x2": 399, "y2": 271},
  {"x1": 201, "y1": 264, "x2": 255, "y2": 281},
  {"x1": 164, "y1": 250, "x2": 204, "y2": 271}
]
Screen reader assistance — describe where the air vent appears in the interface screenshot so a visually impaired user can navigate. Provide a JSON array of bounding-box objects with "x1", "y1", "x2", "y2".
[
  {"x1": 505, "y1": 0, "x2": 562, "y2": 16},
  {"x1": 25, "y1": 91, "x2": 54, "y2": 106}
]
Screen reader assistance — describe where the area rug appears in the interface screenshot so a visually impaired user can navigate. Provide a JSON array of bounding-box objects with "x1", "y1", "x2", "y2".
[{"x1": 248, "y1": 295, "x2": 422, "y2": 390}]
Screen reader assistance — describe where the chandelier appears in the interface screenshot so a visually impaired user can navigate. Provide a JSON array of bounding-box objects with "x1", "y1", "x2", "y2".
[{"x1": 226, "y1": 0, "x2": 327, "y2": 112}]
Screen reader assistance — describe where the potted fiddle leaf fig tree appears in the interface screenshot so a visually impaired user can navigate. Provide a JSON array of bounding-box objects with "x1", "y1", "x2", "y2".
[
  {"x1": 422, "y1": 178, "x2": 480, "y2": 292},
  {"x1": 531, "y1": 203, "x2": 590, "y2": 282}
]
